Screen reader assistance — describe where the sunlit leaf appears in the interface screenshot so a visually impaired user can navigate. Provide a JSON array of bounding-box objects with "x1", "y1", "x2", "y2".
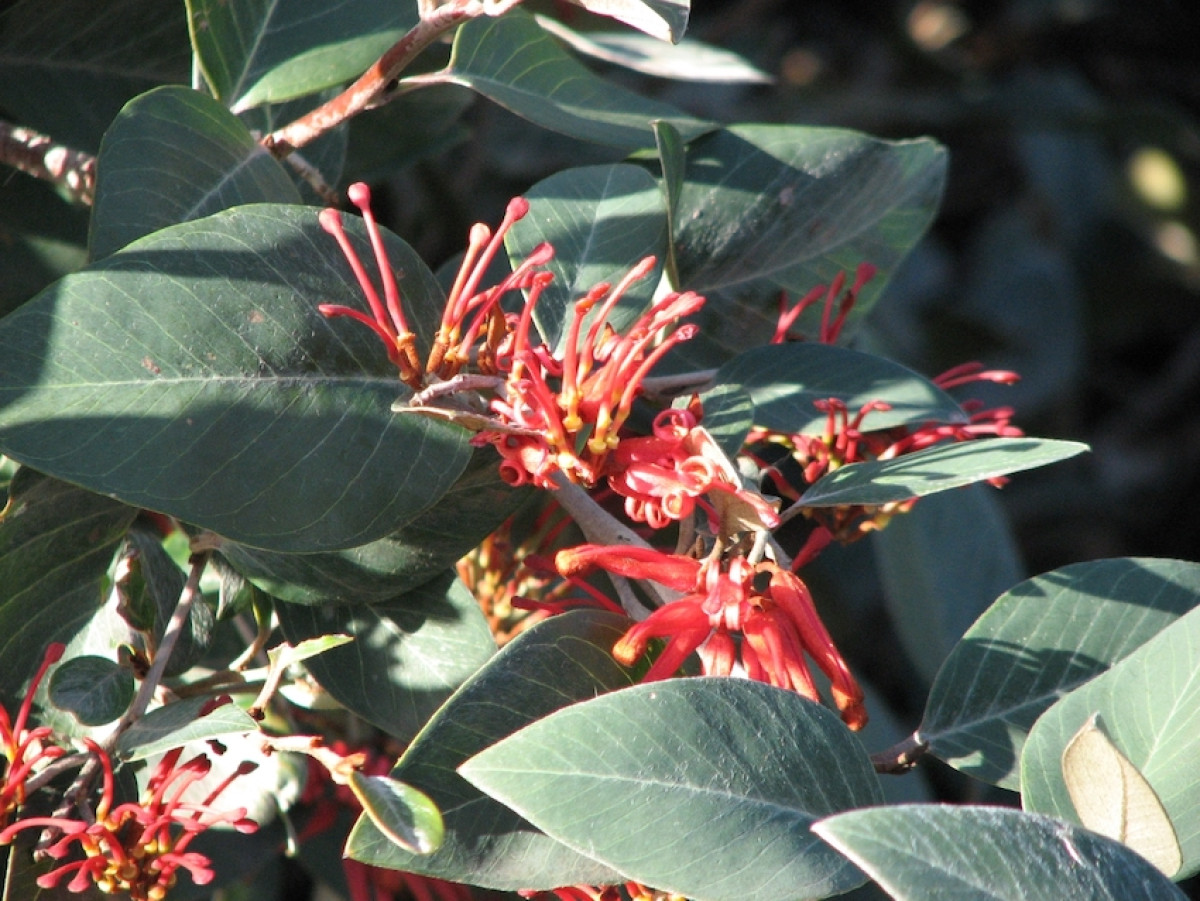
[
  {"x1": 116, "y1": 696, "x2": 258, "y2": 760},
  {"x1": 814, "y1": 805, "x2": 1187, "y2": 901},
  {"x1": 1022, "y1": 605, "x2": 1200, "y2": 879},
  {"x1": 921, "y1": 558, "x2": 1200, "y2": 789},
  {"x1": 461, "y1": 678, "x2": 882, "y2": 901},
  {"x1": 187, "y1": 0, "x2": 416, "y2": 111},
  {"x1": 556, "y1": 0, "x2": 689, "y2": 43},
  {"x1": 349, "y1": 772, "x2": 444, "y2": 855}
]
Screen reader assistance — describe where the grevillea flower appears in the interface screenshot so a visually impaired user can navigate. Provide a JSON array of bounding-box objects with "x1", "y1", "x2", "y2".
[
  {"x1": 772, "y1": 263, "x2": 877, "y2": 345},
  {"x1": 0, "y1": 736, "x2": 258, "y2": 900},
  {"x1": 319, "y1": 184, "x2": 703, "y2": 491},
  {"x1": 318, "y1": 183, "x2": 551, "y2": 390},
  {"x1": 520, "y1": 881, "x2": 682, "y2": 901},
  {"x1": 2, "y1": 643, "x2": 66, "y2": 828},
  {"x1": 478, "y1": 259, "x2": 704, "y2": 488},
  {"x1": 556, "y1": 545, "x2": 867, "y2": 730},
  {"x1": 605, "y1": 403, "x2": 779, "y2": 531}
]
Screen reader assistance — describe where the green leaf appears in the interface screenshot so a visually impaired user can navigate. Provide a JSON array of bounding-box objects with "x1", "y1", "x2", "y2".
[
  {"x1": 276, "y1": 573, "x2": 496, "y2": 743},
  {"x1": 556, "y1": 0, "x2": 689, "y2": 43},
  {"x1": 0, "y1": 175, "x2": 88, "y2": 319},
  {"x1": 713, "y1": 343, "x2": 966, "y2": 437},
  {"x1": 688, "y1": 383, "x2": 753, "y2": 459},
  {"x1": 921, "y1": 558, "x2": 1200, "y2": 789},
  {"x1": 408, "y1": 10, "x2": 713, "y2": 150},
  {"x1": 0, "y1": 0, "x2": 189, "y2": 152},
  {"x1": 813, "y1": 805, "x2": 1187, "y2": 901},
  {"x1": 0, "y1": 469, "x2": 135, "y2": 707},
  {"x1": 222, "y1": 450, "x2": 530, "y2": 604},
  {"x1": 348, "y1": 772, "x2": 444, "y2": 855},
  {"x1": 90, "y1": 86, "x2": 300, "y2": 260},
  {"x1": 536, "y1": 18, "x2": 768, "y2": 82},
  {"x1": 116, "y1": 696, "x2": 258, "y2": 761},
  {"x1": 799, "y1": 438, "x2": 1089, "y2": 507},
  {"x1": 0, "y1": 204, "x2": 472, "y2": 552},
  {"x1": 663, "y1": 126, "x2": 945, "y2": 370},
  {"x1": 873, "y1": 485, "x2": 1024, "y2": 684},
  {"x1": 461, "y1": 678, "x2": 882, "y2": 901},
  {"x1": 1021, "y1": 605, "x2": 1200, "y2": 879},
  {"x1": 187, "y1": 0, "x2": 417, "y2": 111},
  {"x1": 345, "y1": 609, "x2": 636, "y2": 890},
  {"x1": 652, "y1": 119, "x2": 687, "y2": 287},
  {"x1": 239, "y1": 89, "x2": 349, "y2": 204},
  {"x1": 506, "y1": 164, "x2": 668, "y2": 352},
  {"x1": 269, "y1": 633, "x2": 355, "y2": 668},
  {"x1": 47, "y1": 655, "x2": 134, "y2": 726}
]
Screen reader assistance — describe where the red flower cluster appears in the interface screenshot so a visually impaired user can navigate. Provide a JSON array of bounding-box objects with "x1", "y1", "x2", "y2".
[
  {"x1": 1, "y1": 736, "x2": 258, "y2": 900},
  {"x1": 556, "y1": 545, "x2": 866, "y2": 730}
]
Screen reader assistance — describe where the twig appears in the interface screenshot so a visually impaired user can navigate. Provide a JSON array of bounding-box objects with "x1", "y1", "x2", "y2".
[
  {"x1": 262, "y1": 0, "x2": 525, "y2": 158},
  {"x1": 0, "y1": 120, "x2": 95, "y2": 205}
]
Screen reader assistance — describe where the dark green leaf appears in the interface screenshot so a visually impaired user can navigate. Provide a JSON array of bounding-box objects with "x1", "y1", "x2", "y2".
[
  {"x1": 276, "y1": 573, "x2": 496, "y2": 743},
  {"x1": 90, "y1": 86, "x2": 300, "y2": 260},
  {"x1": 0, "y1": 204, "x2": 471, "y2": 552},
  {"x1": 343, "y1": 85, "x2": 475, "y2": 183},
  {"x1": 345, "y1": 609, "x2": 637, "y2": 890},
  {"x1": 689, "y1": 384, "x2": 753, "y2": 459},
  {"x1": 238, "y1": 89, "x2": 349, "y2": 204},
  {"x1": 653, "y1": 118, "x2": 687, "y2": 287},
  {"x1": 187, "y1": 0, "x2": 416, "y2": 111},
  {"x1": 714, "y1": 343, "x2": 966, "y2": 436},
  {"x1": 47, "y1": 655, "x2": 134, "y2": 726},
  {"x1": 506, "y1": 164, "x2": 668, "y2": 352},
  {"x1": 461, "y1": 678, "x2": 882, "y2": 901},
  {"x1": 1022, "y1": 605, "x2": 1200, "y2": 879},
  {"x1": 663, "y1": 126, "x2": 945, "y2": 370},
  {"x1": 0, "y1": 0, "x2": 189, "y2": 152},
  {"x1": 921, "y1": 558, "x2": 1200, "y2": 789},
  {"x1": 0, "y1": 175, "x2": 88, "y2": 319},
  {"x1": 348, "y1": 772, "x2": 444, "y2": 855},
  {"x1": 0, "y1": 469, "x2": 135, "y2": 706},
  {"x1": 557, "y1": 0, "x2": 689, "y2": 43},
  {"x1": 116, "y1": 696, "x2": 258, "y2": 760},
  {"x1": 223, "y1": 448, "x2": 529, "y2": 604},
  {"x1": 813, "y1": 805, "x2": 1187, "y2": 901},
  {"x1": 408, "y1": 10, "x2": 712, "y2": 150},
  {"x1": 873, "y1": 485, "x2": 1024, "y2": 685},
  {"x1": 799, "y1": 438, "x2": 1089, "y2": 507}
]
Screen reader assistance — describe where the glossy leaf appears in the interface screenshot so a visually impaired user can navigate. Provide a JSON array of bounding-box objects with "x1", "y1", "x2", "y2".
[
  {"x1": 689, "y1": 384, "x2": 753, "y2": 459},
  {"x1": 663, "y1": 126, "x2": 945, "y2": 370},
  {"x1": 814, "y1": 805, "x2": 1187, "y2": 901},
  {"x1": 345, "y1": 610, "x2": 637, "y2": 890},
  {"x1": 653, "y1": 119, "x2": 687, "y2": 287},
  {"x1": 116, "y1": 696, "x2": 259, "y2": 761},
  {"x1": 713, "y1": 343, "x2": 966, "y2": 437},
  {"x1": 1060, "y1": 715, "x2": 1182, "y2": 877},
  {"x1": 408, "y1": 10, "x2": 712, "y2": 150},
  {"x1": 535, "y1": 17, "x2": 768, "y2": 82},
  {"x1": 0, "y1": 469, "x2": 135, "y2": 706},
  {"x1": 47, "y1": 655, "x2": 134, "y2": 727},
  {"x1": 461, "y1": 678, "x2": 882, "y2": 901},
  {"x1": 557, "y1": 0, "x2": 689, "y2": 43},
  {"x1": 0, "y1": 0, "x2": 189, "y2": 152},
  {"x1": 187, "y1": 0, "x2": 416, "y2": 112},
  {"x1": 506, "y1": 164, "x2": 668, "y2": 352},
  {"x1": 90, "y1": 86, "x2": 300, "y2": 260},
  {"x1": 348, "y1": 772, "x2": 444, "y2": 855},
  {"x1": 921, "y1": 558, "x2": 1200, "y2": 789},
  {"x1": 873, "y1": 485, "x2": 1024, "y2": 684},
  {"x1": 276, "y1": 573, "x2": 496, "y2": 743},
  {"x1": 799, "y1": 438, "x2": 1089, "y2": 507},
  {"x1": 1021, "y1": 605, "x2": 1200, "y2": 879},
  {"x1": 0, "y1": 204, "x2": 472, "y2": 552},
  {"x1": 222, "y1": 450, "x2": 530, "y2": 604}
]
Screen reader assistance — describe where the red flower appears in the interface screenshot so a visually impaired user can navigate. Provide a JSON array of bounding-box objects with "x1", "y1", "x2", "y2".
[
  {"x1": 556, "y1": 545, "x2": 866, "y2": 730},
  {"x1": 2, "y1": 643, "x2": 66, "y2": 828},
  {"x1": 1, "y1": 735, "x2": 258, "y2": 899}
]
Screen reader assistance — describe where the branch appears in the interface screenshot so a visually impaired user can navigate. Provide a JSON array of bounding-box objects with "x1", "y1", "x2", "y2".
[
  {"x1": 0, "y1": 121, "x2": 95, "y2": 205},
  {"x1": 262, "y1": 0, "x2": 525, "y2": 158}
]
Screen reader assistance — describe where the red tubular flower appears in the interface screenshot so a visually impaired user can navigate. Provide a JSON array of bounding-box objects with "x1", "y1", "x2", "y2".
[
  {"x1": 557, "y1": 546, "x2": 866, "y2": 729},
  {"x1": 773, "y1": 263, "x2": 876, "y2": 345},
  {"x1": 0, "y1": 737, "x2": 258, "y2": 900},
  {"x1": 2, "y1": 643, "x2": 66, "y2": 827}
]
